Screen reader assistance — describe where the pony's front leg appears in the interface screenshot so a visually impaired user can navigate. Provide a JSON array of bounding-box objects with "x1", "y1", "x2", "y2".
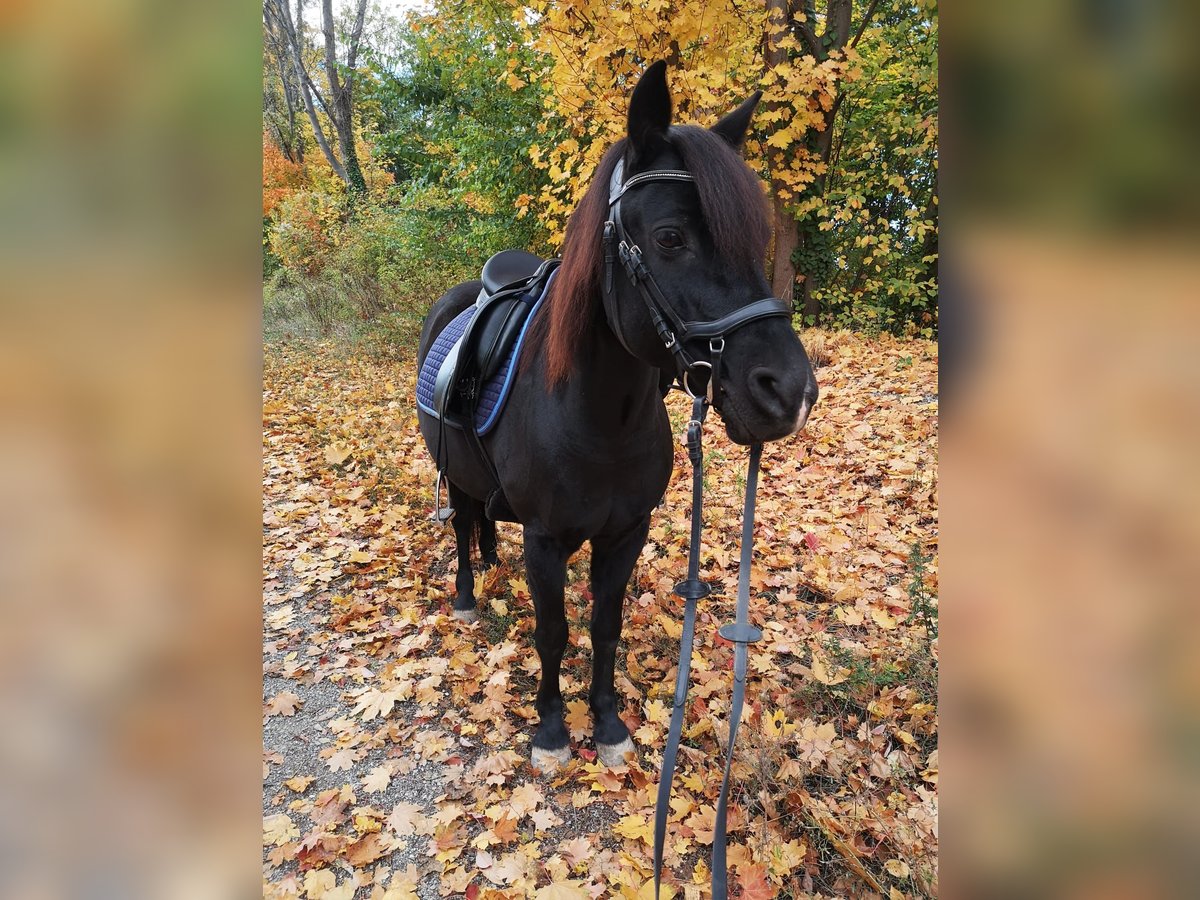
[
  {"x1": 589, "y1": 517, "x2": 650, "y2": 766},
  {"x1": 448, "y1": 483, "x2": 481, "y2": 623},
  {"x1": 524, "y1": 529, "x2": 578, "y2": 771}
]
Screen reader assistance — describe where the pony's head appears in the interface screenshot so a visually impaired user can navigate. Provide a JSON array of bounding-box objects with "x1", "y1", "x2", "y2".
[{"x1": 545, "y1": 62, "x2": 818, "y2": 444}]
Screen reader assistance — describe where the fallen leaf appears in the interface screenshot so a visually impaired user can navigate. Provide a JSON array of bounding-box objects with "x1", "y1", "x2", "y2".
[
  {"x1": 266, "y1": 691, "x2": 302, "y2": 717},
  {"x1": 264, "y1": 813, "x2": 299, "y2": 847},
  {"x1": 533, "y1": 881, "x2": 589, "y2": 900},
  {"x1": 324, "y1": 442, "x2": 352, "y2": 466}
]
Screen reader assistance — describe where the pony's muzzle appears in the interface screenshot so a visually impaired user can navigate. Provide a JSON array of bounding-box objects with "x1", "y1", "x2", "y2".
[{"x1": 746, "y1": 364, "x2": 813, "y2": 431}]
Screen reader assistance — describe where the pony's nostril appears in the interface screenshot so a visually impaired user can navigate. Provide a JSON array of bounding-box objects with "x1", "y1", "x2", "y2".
[{"x1": 747, "y1": 366, "x2": 790, "y2": 418}]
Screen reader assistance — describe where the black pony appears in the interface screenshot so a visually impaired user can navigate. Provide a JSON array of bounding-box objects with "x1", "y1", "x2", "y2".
[{"x1": 416, "y1": 62, "x2": 817, "y2": 769}]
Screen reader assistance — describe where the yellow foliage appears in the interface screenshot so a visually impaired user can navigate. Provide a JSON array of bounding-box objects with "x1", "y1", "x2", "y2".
[{"x1": 519, "y1": 0, "x2": 861, "y2": 242}]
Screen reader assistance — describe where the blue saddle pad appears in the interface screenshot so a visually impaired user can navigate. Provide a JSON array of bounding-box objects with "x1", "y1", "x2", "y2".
[{"x1": 415, "y1": 271, "x2": 553, "y2": 435}]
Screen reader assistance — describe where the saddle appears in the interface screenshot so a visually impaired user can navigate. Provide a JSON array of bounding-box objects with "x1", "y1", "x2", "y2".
[{"x1": 427, "y1": 249, "x2": 557, "y2": 431}]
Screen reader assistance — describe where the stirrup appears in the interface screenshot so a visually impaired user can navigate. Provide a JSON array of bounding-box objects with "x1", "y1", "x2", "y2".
[{"x1": 430, "y1": 470, "x2": 455, "y2": 525}]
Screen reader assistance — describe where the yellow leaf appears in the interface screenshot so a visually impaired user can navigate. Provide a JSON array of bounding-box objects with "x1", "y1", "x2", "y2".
[
  {"x1": 871, "y1": 605, "x2": 899, "y2": 629},
  {"x1": 263, "y1": 813, "x2": 299, "y2": 846},
  {"x1": 565, "y1": 699, "x2": 590, "y2": 738},
  {"x1": 810, "y1": 646, "x2": 848, "y2": 686},
  {"x1": 534, "y1": 881, "x2": 590, "y2": 900},
  {"x1": 324, "y1": 442, "x2": 352, "y2": 466},
  {"x1": 614, "y1": 814, "x2": 653, "y2": 846},
  {"x1": 764, "y1": 709, "x2": 797, "y2": 740},
  {"x1": 643, "y1": 698, "x2": 670, "y2": 726},
  {"x1": 637, "y1": 877, "x2": 676, "y2": 899},
  {"x1": 303, "y1": 869, "x2": 335, "y2": 899},
  {"x1": 655, "y1": 613, "x2": 683, "y2": 640},
  {"x1": 885, "y1": 859, "x2": 910, "y2": 879}
]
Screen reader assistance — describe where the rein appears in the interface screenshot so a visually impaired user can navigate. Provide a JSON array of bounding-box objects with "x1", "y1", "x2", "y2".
[
  {"x1": 651, "y1": 392, "x2": 764, "y2": 900},
  {"x1": 599, "y1": 159, "x2": 778, "y2": 899}
]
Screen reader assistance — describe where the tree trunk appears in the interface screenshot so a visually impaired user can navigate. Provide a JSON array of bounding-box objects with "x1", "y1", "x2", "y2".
[
  {"x1": 271, "y1": 0, "x2": 348, "y2": 182},
  {"x1": 760, "y1": 0, "x2": 882, "y2": 323},
  {"x1": 321, "y1": 0, "x2": 368, "y2": 196},
  {"x1": 764, "y1": 0, "x2": 798, "y2": 305},
  {"x1": 770, "y1": 194, "x2": 799, "y2": 302}
]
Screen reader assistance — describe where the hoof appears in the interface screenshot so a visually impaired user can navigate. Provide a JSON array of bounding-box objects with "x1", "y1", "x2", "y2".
[
  {"x1": 597, "y1": 737, "x2": 636, "y2": 767},
  {"x1": 451, "y1": 608, "x2": 480, "y2": 624},
  {"x1": 531, "y1": 744, "x2": 571, "y2": 772}
]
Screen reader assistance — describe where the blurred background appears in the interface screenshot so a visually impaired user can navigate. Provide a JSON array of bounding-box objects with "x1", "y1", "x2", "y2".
[
  {"x1": 941, "y1": 0, "x2": 1200, "y2": 896},
  {"x1": 0, "y1": 0, "x2": 1197, "y2": 897}
]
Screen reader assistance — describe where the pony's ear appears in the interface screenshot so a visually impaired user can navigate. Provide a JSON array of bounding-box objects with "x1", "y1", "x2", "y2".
[
  {"x1": 711, "y1": 91, "x2": 762, "y2": 150},
  {"x1": 627, "y1": 61, "x2": 672, "y2": 162}
]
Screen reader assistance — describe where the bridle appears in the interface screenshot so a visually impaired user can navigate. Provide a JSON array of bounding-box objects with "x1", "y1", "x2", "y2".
[
  {"x1": 600, "y1": 158, "x2": 792, "y2": 402},
  {"x1": 602, "y1": 158, "x2": 788, "y2": 900}
]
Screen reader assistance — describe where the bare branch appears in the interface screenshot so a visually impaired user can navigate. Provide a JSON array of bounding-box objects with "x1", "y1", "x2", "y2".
[
  {"x1": 347, "y1": 0, "x2": 368, "y2": 72},
  {"x1": 269, "y1": 0, "x2": 346, "y2": 182},
  {"x1": 850, "y1": 0, "x2": 883, "y2": 49}
]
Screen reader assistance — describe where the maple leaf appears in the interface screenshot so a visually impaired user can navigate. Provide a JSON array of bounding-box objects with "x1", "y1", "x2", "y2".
[
  {"x1": 325, "y1": 748, "x2": 357, "y2": 772},
  {"x1": 431, "y1": 822, "x2": 467, "y2": 863},
  {"x1": 344, "y1": 832, "x2": 387, "y2": 866},
  {"x1": 530, "y1": 808, "x2": 563, "y2": 831},
  {"x1": 509, "y1": 782, "x2": 544, "y2": 817},
  {"x1": 361, "y1": 764, "x2": 392, "y2": 793},
  {"x1": 764, "y1": 709, "x2": 797, "y2": 740},
  {"x1": 564, "y1": 699, "x2": 590, "y2": 740},
  {"x1": 302, "y1": 869, "x2": 335, "y2": 899},
  {"x1": 643, "y1": 698, "x2": 670, "y2": 726},
  {"x1": 352, "y1": 687, "x2": 399, "y2": 721},
  {"x1": 491, "y1": 815, "x2": 519, "y2": 844},
  {"x1": 310, "y1": 787, "x2": 352, "y2": 826},
  {"x1": 533, "y1": 881, "x2": 589, "y2": 900},
  {"x1": 381, "y1": 866, "x2": 421, "y2": 900},
  {"x1": 324, "y1": 442, "x2": 352, "y2": 466},
  {"x1": 558, "y1": 836, "x2": 593, "y2": 867},
  {"x1": 482, "y1": 851, "x2": 534, "y2": 886},
  {"x1": 266, "y1": 690, "x2": 302, "y2": 717},
  {"x1": 635, "y1": 879, "x2": 676, "y2": 900},
  {"x1": 885, "y1": 858, "x2": 910, "y2": 878},
  {"x1": 264, "y1": 813, "x2": 299, "y2": 846},
  {"x1": 809, "y1": 645, "x2": 849, "y2": 686},
  {"x1": 736, "y1": 864, "x2": 774, "y2": 900},
  {"x1": 386, "y1": 801, "x2": 426, "y2": 837},
  {"x1": 283, "y1": 775, "x2": 314, "y2": 793},
  {"x1": 381, "y1": 885, "x2": 418, "y2": 900},
  {"x1": 613, "y1": 814, "x2": 653, "y2": 846}
]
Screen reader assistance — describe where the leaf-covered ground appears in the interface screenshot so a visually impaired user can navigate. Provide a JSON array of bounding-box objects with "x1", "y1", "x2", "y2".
[{"x1": 263, "y1": 331, "x2": 938, "y2": 899}]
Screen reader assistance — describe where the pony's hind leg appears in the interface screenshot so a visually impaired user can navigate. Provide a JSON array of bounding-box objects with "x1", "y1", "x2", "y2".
[
  {"x1": 448, "y1": 482, "x2": 481, "y2": 623},
  {"x1": 524, "y1": 528, "x2": 579, "y2": 771},
  {"x1": 479, "y1": 513, "x2": 499, "y2": 569},
  {"x1": 589, "y1": 517, "x2": 651, "y2": 766}
]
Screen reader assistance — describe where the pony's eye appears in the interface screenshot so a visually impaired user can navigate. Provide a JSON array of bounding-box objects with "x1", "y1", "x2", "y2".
[{"x1": 654, "y1": 228, "x2": 685, "y2": 251}]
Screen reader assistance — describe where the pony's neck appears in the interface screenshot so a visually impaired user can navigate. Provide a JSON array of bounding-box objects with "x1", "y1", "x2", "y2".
[{"x1": 571, "y1": 302, "x2": 663, "y2": 432}]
